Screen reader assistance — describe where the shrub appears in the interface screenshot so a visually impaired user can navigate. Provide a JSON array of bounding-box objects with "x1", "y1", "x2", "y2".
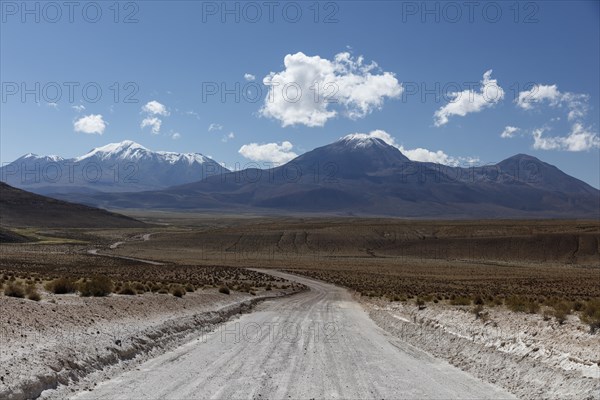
[
  {"x1": 150, "y1": 284, "x2": 162, "y2": 293},
  {"x1": 415, "y1": 297, "x2": 426, "y2": 310},
  {"x1": 218, "y1": 286, "x2": 230, "y2": 295},
  {"x1": 542, "y1": 310, "x2": 552, "y2": 321},
  {"x1": 450, "y1": 296, "x2": 471, "y2": 306},
  {"x1": 552, "y1": 301, "x2": 572, "y2": 324},
  {"x1": 26, "y1": 287, "x2": 41, "y2": 301},
  {"x1": 171, "y1": 285, "x2": 185, "y2": 298},
  {"x1": 117, "y1": 285, "x2": 137, "y2": 295},
  {"x1": 79, "y1": 276, "x2": 113, "y2": 297},
  {"x1": 4, "y1": 283, "x2": 25, "y2": 298},
  {"x1": 133, "y1": 282, "x2": 147, "y2": 293},
  {"x1": 506, "y1": 296, "x2": 540, "y2": 314},
  {"x1": 45, "y1": 277, "x2": 77, "y2": 294},
  {"x1": 472, "y1": 304, "x2": 489, "y2": 320},
  {"x1": 185, "y1": 284, "x2": 195, "y2": 293},
  {"x1": 157, "y1": 288, "x2": 169, "y2": 294},
  {"x1": 581, "y1": 299, "x2": 600, "y2": 334}
]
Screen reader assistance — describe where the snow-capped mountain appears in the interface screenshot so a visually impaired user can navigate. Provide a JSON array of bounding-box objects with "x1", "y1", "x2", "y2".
[
  {"x1": 56, "y1": 135, "x2": 599, "y2": 218},
  {"x1": 287, "y1": 134, "x2": 410, "y2": 179},
  {"x1": 0, "y1": 140, "x2": 229, "y2": 194}
]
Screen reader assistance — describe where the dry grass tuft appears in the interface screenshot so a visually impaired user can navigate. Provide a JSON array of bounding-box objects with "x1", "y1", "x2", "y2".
[
  {"x1": 45, "y1": 277, "x2": 77, "y2": 294},
  {"x1": 79, "y1": 276, "x2": 113, "y2": 297},
  {"x1": 4, "y1": 282, "x2": 25, "y2": 298},
  {"x1": 218, "y1": 286, "x2": 230, "y2": 295}
]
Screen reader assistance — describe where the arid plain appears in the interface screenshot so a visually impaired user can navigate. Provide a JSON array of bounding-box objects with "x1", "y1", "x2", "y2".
[{"x1": 1, "y1": 215, "x2": 599, "y2": 399}]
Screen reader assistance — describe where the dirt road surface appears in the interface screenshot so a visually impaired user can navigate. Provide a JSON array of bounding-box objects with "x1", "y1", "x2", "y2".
[{"x1": 72, "y1": 271, "x2": 515, "y2": 399}]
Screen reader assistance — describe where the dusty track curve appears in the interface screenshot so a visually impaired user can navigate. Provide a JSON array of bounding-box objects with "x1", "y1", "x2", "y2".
[{"x1": 72, "y1": 270, "x2": 514, "y2": 399}]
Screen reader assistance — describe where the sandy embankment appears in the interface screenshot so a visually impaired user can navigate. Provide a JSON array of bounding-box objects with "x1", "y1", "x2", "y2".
[
  {"x1": 361, "y1": 297, "x2": 600, "y2": 400},
  {"x1": 0, "y1": 287, "x2": 299, "y2": 400}
]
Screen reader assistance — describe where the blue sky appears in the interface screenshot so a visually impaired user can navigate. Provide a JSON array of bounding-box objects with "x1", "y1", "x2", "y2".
[{"x1": 1, "y1": 1, "x2": 599, "y2": 187}]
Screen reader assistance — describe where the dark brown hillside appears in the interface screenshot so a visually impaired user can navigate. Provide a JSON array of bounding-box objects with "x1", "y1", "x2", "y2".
[{"x1": 0, "y1": 182, "x2": 145, "y2": 228}]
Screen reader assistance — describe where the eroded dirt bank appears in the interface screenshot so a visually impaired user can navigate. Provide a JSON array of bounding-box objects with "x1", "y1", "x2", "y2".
[
  {"x1": 362, "y1": 297, "x2": 600, "y2": 400},
  {"x1": 0, "y1": 287, "x2": 298, "y2": 400}
]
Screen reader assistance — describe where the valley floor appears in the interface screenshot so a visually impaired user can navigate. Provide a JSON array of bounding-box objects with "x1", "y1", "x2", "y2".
[{"x1": 1, "y1": 218, "x2": 599, "y2": 399}]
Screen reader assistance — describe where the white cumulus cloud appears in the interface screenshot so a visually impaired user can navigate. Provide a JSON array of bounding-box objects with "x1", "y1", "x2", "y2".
[
  {"x1": 515, "y1": 84, "x2": 562, "y2": 110},
  {"x1": 532, "y1": 124, "x2": 600, "y2": 152},
  {"x1": 140, "y1": 101, "x2": 169, "y2": 134},
  {"x1": 261, "y1": 51, "x2": 402, "y2": 127},
  {"x1": 141, "y1": 117, "x2": 162, "y2": 135},
  {"x1": 72, "y1": 105, "x2": 86, "y2": 112},
  {"x1": 74, "y1": 114, "x2": 106, "y2": 135},
  {"x1": 239, "y1": 141, "x2": 298, "y2": 164},
  {"x1": 434, "y1": 70, "x2": 504, "y2": 127},
  {"x1": 142, "y1": 100, "x2": 170, "y2": 116},
  {"x1": 500, "y1": 126, "x2": 520, "y2": 138},
  {"x1": 515, "y1": 84, "x2": 590, "y2": 122},
  {"x1": 171, "y1": 132, "x2": 181, "y2": 140},
  {"x1": 244, "y1": 73, "x2": 256, "y2": 82}
]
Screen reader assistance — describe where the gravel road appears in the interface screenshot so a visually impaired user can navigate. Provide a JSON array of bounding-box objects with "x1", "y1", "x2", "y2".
[{"x1": 73, "y1": 270, "x2": 515, "y2": 399}]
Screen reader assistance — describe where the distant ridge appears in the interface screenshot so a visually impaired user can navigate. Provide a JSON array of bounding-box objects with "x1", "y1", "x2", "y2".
[
  {"x1": 45, "y1": 135, "x2": 600, "y2": 219},
  {"x1": 0, "y1": 140, "x2": 229, "y2": 194},
  {"x1": 0, "y1": 182, "x2": 145, "y2": 228}
]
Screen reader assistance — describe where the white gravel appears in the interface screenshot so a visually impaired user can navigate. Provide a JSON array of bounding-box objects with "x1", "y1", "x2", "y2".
[{"x1": 66, "y1": 271, "x2": 514, "y2": 400}]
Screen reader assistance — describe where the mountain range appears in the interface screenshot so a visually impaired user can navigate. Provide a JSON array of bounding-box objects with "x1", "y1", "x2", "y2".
[
  {"x1": 0, "y1": 140, "x2": 228, "y2": 194},
  {"x1": 13, "y1": 135, "x2": 597, "y2": 219}
]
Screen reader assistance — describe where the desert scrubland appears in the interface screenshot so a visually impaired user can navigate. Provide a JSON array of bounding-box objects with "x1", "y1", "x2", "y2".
[{"x1": 1, "y1": 216, "x2": 599, "y2": 398}]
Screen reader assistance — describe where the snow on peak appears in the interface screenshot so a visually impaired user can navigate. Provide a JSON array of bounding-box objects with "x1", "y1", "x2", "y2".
[
  {"x1": 76, "y1": 140, "x2": 149, "y2": 161},
  {"x1": 75, "y1": 140, "x2": 210, "y2": 165},
  {"x1": 338, "y1": 133, "x2": 387, "y2": 149},
  {"x1": 45, "y1": 155, "x2": 64, "y2": 162},
  {"x1": 18, "y1": 153, "x2": 64, "y2": 162},
  {"x1": 21, "y1": 153, "x2": 39, "y2": 159},
  {"x1": 156, "y1": 151, "x2": 208, "y2": 165}
]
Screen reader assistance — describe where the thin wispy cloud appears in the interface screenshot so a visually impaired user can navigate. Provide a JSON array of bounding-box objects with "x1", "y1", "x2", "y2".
[
  {"x1": 208, "y1": 123, "x2": 223, "y2": 132},
  {"x1": 500, "y1": 126, "x2": 520, "y2": 139},
  {"x1": 222, "y1": 132, "x2": 235, "y2": 142}
]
